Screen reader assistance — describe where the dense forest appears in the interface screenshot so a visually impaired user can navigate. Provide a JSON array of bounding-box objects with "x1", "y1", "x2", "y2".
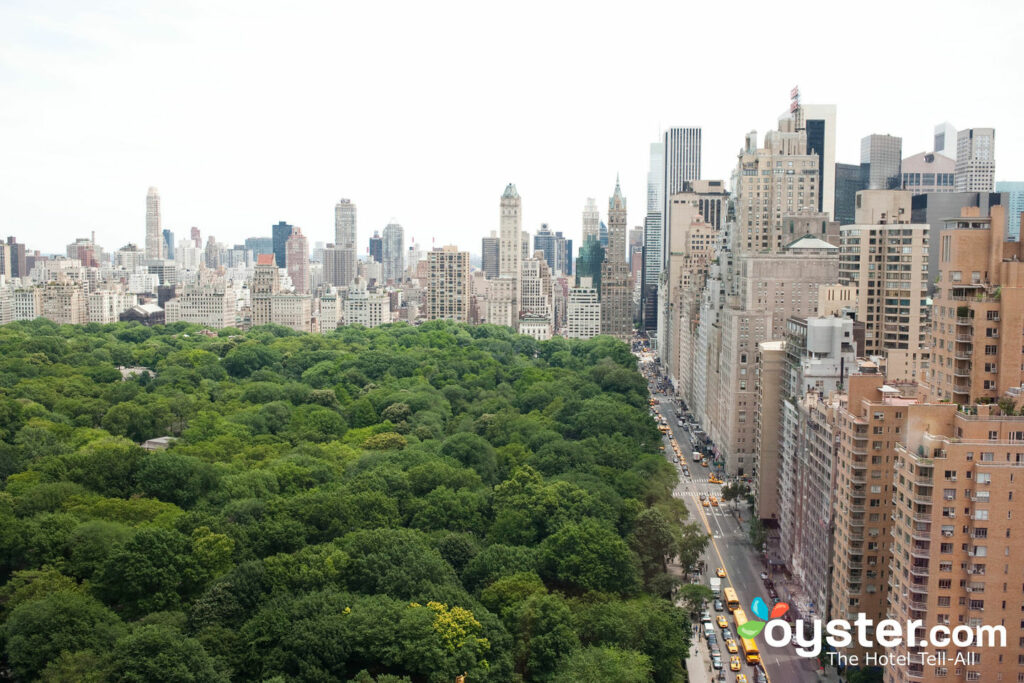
[{"x1": 0, "y1": 319, "x2": 709, "y2": 682}]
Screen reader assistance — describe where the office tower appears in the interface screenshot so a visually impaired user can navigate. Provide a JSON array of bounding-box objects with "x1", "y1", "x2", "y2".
[
  {"x1": 333, "y1": 199, "x2": 358, "y2": 287},
  {"x1": 426, "y1": 246, "x2": 469, "y2": 322},
  {"x1": 322, "y1": 244, "x2": 351, "y2": 287},
  {"x1": 160, "y1": 229, "x2": 174, "y2": 261},
  {"x1": 382, "y1": 222, "x2": 405, "y2": 283},
  {"x1": 250, "y1": 254, "x2": 280, "y2": 326},
  {"x1": 662, "y1": 127, "x2": 702, "y2": 199},
  {"x1": 860, "y1": 134, "x2": 902, "y2": 190},
  {"x1": 888, "y1": 403, "x2": 1024, "y2": 683},
  {"x1": 574, "y1": 237, "x2": 605, "y2": 292},
  {"x1": 499, "y1": 184, "x2": 522, "y2": 279},
  {"x1": 566, "y1": 277, "x2": 601, "y2": 339},
  {"x1": 272, "y1": 222, "x2": 293, "y2": 268},
  {"x1": 628, "y1": 228, "x2": 643, "y2": 253},
  {"x1": 642, "y1": 141, "x2": 665, "y2": 333},
  {"x1": 797, "y1": 103, "x2": 837, "y2": 218},
  {"x1": 145, "y1": 187, "x2": 162, "y2": 259},
  {"x1": 598, "y1": 221, "x2": 608, "y2": 249},
  {"x1": 369, "y1": 231, "x2": 383, "y2": 263},
  {"x1": 582, "y1": 198, "x2": 600, "y2": 243},
  {"x1": 901, "y1": 152, "x2": 955, "y2": 194},
  {"x1": 955, "y1": 127, "x2": 995, "y2": 192},
  {"x1": 774, "y1": 317, "x2": 856, "y2": 613},
  {"x1": 834, "y1": 162, "x2": 866, "y2": 225},
  {"x1": 933, "y1": 121, "x2": 957, "y2": 159},
  {"x1": 0, "y1": 243, "x2": 9, "y2": 279},
  {"x1": 204, "y1": 237, "x2": 219, "y2": 269},
  {"x1": 285, "y1": 227, "x2": 310, "y2": 293},
  {"x1": 190, "y1": 226, "x2": 201, "y2": 248},
  {"x1": 481, "y1": 231, "x2": 500, "y2": 278},
  {"x1": 607, "y1": 177, "x2": 627, "y2": 263},
  {"x1": 830, "y1": 374, "x2": 916, "y2": 658},
  {"x1": 995, "y1": 181, "x2": 1024, "y2": 240},
  {"x1": 5, "y1": 237, "x2": 26, "y2": 279},
  {"x1": 600, "y1": 260, "x2": 632, "y2": 341},
  {"x1": 928, "y1": 205, "x2": 1024, "y2": 404},
  {"x1": 838, "y1": 191, "x2": 930, "y2": 381},
  {"x1": 733, "y1": 119, "x2": 821, "y2": 254},
  {"x1": 532, "y1": 225, "x2": 571, "y2": 276},
  {"x1": 520, "y1": 230, "x2": 529, "y2": 263}
]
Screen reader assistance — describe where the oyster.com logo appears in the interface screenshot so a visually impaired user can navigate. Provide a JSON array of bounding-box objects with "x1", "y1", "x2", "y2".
[{"x1": 736, "y1": 597, "x2": 787, "y2": 639}]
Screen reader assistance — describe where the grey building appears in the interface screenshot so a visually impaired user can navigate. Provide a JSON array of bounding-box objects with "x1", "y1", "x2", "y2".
[
  {"x1": 995, "y1": 181, "x2": 1024, "y2": 241},
  {"x1": 382, "y1": 222, "x2": 404, "y2": 283},
  {"x1": 860, "y1": 134, "x2": 902, "y2": 190},
  {"x1": 245, "y1": 237, "x2": 274, "y2": 257},
  {"x1": 532, "y1": 224, "x2": 571, "y2": 276},
  {"x1": 955, "y1": 127, "x2": 995, "y2": 192},
  {"x1": 162, "y1": 229, "x2": 175, "y2": 261},
  {"x1": 834, "y1": 162, "x2": 866, "y2": 225},
  {"x1": 911, "y1": 191, "x2": 1007, "y2": 289},
  {"x1": 368, "y1": 231, "x2": 383, "y2": 263},
  {"x1": 481, "y1": 231, "x2": 499, "y2": 278}
]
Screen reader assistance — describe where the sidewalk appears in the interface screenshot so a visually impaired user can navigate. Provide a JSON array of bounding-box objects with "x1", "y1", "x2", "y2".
[{"x1": 685, "y1": 627, "x2": 717, "y2": 683}]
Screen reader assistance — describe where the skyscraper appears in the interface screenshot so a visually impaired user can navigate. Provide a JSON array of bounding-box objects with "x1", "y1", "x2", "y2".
[
  {"x1": 285, "y1": 227, "x2": 310, "y2": 293},
  {"x1": 426, "y1": 246, "x2": 469, "y2": 322},
  {"x1": 191, "y1": 226, "x2": 202, "y2": 248},
  {"x1": 642, "y1": 141, "x2": 665, "y2": 333},
  {"x1": 834, "y1": 162, "x2": 866, "y2": 225},
  {"x1": 860, "y1": 134, "x2": 902, "y2": 190},
  {"x1": 6, "y1": 237, "x2": 27, "y2": 279},
  {"x1": 368, "y1": 231, "x2": 383, "y2": 263},
  {"x1": 481, "y1": 231, "x2": 500, "y2": 278},
  {"x1": 933, "y1": 121, "x2": 957, "y2": 159},
  {"x1": 575, "y1": 237, "x2": 605, "y2": 292},
  {"x1": 382, "y1": 222, "x2": 405, "y2": 283},
  {"x1": 499, "y1": 184, "x2": 521, "y2": 279},
  {"x1": 607, "y1": 178, "x2": 627, "y2": 263},
  {"x1": 162, "y1": 229, "x2": 175, "y2": 261},
  {"x1": 995, "y1": 181, "x2": 1024, "y2": 240},
  {"x1": 145, "y1": 187, "x2": 162, "y2": 259},
  {"x1": 532, "y1": 225, "x2": 571, "y2": 276},
  {"x1": 334, "y1": 199, "x2": 358, "y2": 287},
  {"x1": 663, "y1": 127, "x2": 702, "y2": 198},
  {"x1": 272, "y1": 222, "x2": 293, "y2": 269},
  {"x1": 954, "y1": 127, "x2": 995, "y2": 192},
  {"x1": 582, "y1": 198, "x2": 600, "y2": 243}
]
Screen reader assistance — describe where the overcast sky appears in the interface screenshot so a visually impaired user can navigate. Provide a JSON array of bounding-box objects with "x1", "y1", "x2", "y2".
[{"x1": 2, "y1": 0, "x2": 1022, "y2": 258}]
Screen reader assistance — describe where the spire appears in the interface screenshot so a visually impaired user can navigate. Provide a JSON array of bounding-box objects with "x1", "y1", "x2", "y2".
[{"x1": 502, "y1": 183, "x2": 520, "y2": 199}]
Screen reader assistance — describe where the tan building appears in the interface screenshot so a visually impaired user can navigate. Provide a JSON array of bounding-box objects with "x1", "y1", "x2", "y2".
[
  {"x1": 888, "y1": 402, "x2": 1024, "y2": 683},
  {"x1": 426, "y1": 246, "x2": 469, "y2": 322},
  {"x1": 838, "y1": 190, "x2": 930, "y2": 381},
  {"x1": 520, "y1": 253, "x2": 553, "y2": 333},
  {"x1": 928, "y1": 205, "x2": 1024, "y2": 404},
  {"x1": 40, "y1": 280, "x2": 87, "y2": 324},
  {"x1": 164, "y1": 283, "x2": 235, "y2": 328},
  {"x1": 600, "y1": 260, "x2": 632, "y2": 341},
  {"x1": 269, "y1": 293, "x2": 313, "y2": 332},
  {"x1": 285, "y1": 227, "x2": 310, "y2": 294},
  {"x1": 754, "y1": 340, "x2": 787, "y2": 521},
  {"x1": 831, "y1": 375, "x2": 918, "y2": 656},
  {"x1": 250, "y1": 254, "x2": 280, "y2": 327},
  {"x1": 901, "y1": 151, "x2": 955, "y2": 195}
]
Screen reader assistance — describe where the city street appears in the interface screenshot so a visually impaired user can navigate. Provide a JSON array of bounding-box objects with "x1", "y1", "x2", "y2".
[{"x1": 643, "y1": 364, "x2": 822, "y2": 683}]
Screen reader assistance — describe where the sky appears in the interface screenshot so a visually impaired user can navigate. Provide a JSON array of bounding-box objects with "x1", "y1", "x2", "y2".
[{"x1": 2, "y1": 0, "x2": 1022, "y2": 258}]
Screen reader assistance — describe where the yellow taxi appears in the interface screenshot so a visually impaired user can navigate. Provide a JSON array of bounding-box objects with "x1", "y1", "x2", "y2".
[
  {"x1": 709, "y1": 475, "x2": 722, "y2": 484},
  {"x1": 730, "y1": 656, "x2": 741, "y2": 671},
  {"x1": 725, "y1": 638, "x2": 738, "y2": 654},
  {"x1": 736, "y1": 675, "x2": 748, "y2": 683},
  {"x1": 716, "y1": 567, "x2": 727, "y2": 578},
  {"x1": 702, "y1": 499, "x2": 710, "y2": 507},
  {"x1": 710, "y1": 496, "x2": 719, "y2": 507},
  {"x1": 716, "y1": 615, "x2": 729, "y2": 629}
]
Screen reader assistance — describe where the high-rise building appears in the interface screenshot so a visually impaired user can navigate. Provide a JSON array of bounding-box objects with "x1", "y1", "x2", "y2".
[
  {"x1": 566, "y1": 277, "x2": 601, "y2": 339},
  {"x1": 285, "y1": 227, "x2": 310, "y2": 293},
  {"x1": 5, "y1": 237, "x2": 27, "y2": 280},
  {"x1": 250, "y1": 254, "x2": 280, "y2": 326},
  {"x1": 426, "y1": 246, "x2": 469, "y2": 322},
  {"x1": 995, "y1": 181, "x2": 1024, "y2": 240},
  {"x1": 368, "y1": 231, "x2": 383, "y2": 263},
  {"x1": 910, "y1": 191, "x2": 1006, "y2": 288},
  {"x1": 933, "y1": 121, "x2": 957, "y2": 159},
  {"x1": 382, "y1": 222, "x2": 405, "y2": 283},
  {"x1": 481, "y1": 231, "x2": 500, "y2": 279},
  {"x1": 244, "y1": 237, "x2": 274, "y2": 258},
  {"x1": 838, "y1": 191, "x2": 930, "y2": 381},
  {"x1": 582, "y1": 198, "x2": 600, "y2": 243},
  {"x1": 888, "y1": 402, "x2": 1024, "y2": 683},
  {"x1": 204, "y1": 236, "x2": 220, "y2": 269},
  {"x1": 344, "y1": 277, "x2": 393, "y2": 328},
  {"x1": 162, "y1": 229, "x2": 175, "y2": 261},
  {"x1": 333, "y1": 199, "x2": 357, "y2": 288},
  {"x1": 733, "y1": 119, "x2": 821, "y2": 254},
  {"x1": 499, "y1": 184, "x2": 522, "y2": 280},
  {"x1": 520, "y1": 254, "x2": 553, "y2": 339},
  {"x1": 901, "y1": 152, "x2": 955, "y2": 194},
  {"x1": 600, "y1": 260, "x2": 631, "y2": 341},
  {"x1": 663, "y1": 127, "x2": 702, "y2": 198},
  {"x1": 954, "y1": 127, "x2": 995, "y2": 192},
  {"x1": 322, "y1": 244, "x2": 352, "y2": 287},
  {"x1": 0, "y1": 243, "x2": 10, "y2": 280},
  {"x1": 860, "y1": 134, "x2": 903, "y2": 190},
  {"x1": 834, "y1": 162, "x2": 866, "y2": 225},
  {"x1": 642, "y1": 141, "x2": 665, "y2": 333},
  {"x1": 145, "y1": 187, "x2": 162, "y2": 259},
  {"x1": 928, "y1": 205, "x2": 1024, "y2": 404},
  {"x1": 532, "y1": 225, "x2": 570, "y2": 276},
  {"x1": 164, "y1": 283, "x2": 235, "y2": 328},
  {"x1": 272, "y1": 222, "x2": 293, "y2": 269},
  {"x1": 575, "y1": 237, "x2": 605, "y2": 292},
  {"x1": 607, "y1": 178, "x2": 627, "y2": 263},
  {"x1": 797, "y1": 103, "x2": 837, "y2": 218},
  {"x1": 190, "y1": 226, "x2": 201, "y2": 248}
]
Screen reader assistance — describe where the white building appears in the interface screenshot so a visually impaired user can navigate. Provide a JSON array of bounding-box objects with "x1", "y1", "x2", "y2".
[
  {"x1": 344, "y1": 277, "x2": 393, "y2": 328},
  {"x1": 164, "y1": 283, "x2": 236, "y2": 328},
  {"x1": 954, "y1": 127, "x2": 995, "y2": 192},
  {"x1": 566, "y1": 277, "x2": 601, "y2": 340}
]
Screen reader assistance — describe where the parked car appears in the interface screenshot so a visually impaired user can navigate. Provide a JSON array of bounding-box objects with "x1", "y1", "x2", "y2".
[{"x1": 714, "y1": 599, "x2": 724, "y2": 612}]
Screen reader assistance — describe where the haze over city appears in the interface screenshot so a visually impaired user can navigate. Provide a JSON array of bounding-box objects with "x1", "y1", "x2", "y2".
[{"x1": 2, "y1": 0, "x2": 1023, "y2": 253}]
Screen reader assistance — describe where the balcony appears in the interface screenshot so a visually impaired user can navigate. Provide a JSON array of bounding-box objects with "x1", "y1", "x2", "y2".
[
  {"x1": 956, "y1": 317, "x2": 974, "y2": 326},
  {"x1": 955, "y1": 334, "x2": 973, "y2": 343},
  {"x1": 909, "y1": 565, "x2": 930, "y2": 578}
]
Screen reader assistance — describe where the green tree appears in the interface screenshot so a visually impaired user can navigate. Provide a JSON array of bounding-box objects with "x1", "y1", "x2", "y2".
[
  {"x1": 95, "y1": 527, "x2": 197, "y2": 618},
  {"x1": 552, "y1": 645, "x2": 652, "y2": 683},
  {"x1": 538, "y1": 518, "x2": 639, "y2": 594},
  {"x1": 107, "y1": 624, "x2": 227, "y2": 682},
  {"x1": 513, "y1": 592, "x2": 579, "y2": 681},
  {"x1": 4, "y1": 590, "x2": 125, "y2": 680}
]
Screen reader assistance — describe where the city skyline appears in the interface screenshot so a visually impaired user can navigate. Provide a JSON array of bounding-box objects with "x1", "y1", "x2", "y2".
[{"x1": 2, "y1": 1, "x2": 1023, "y2": 255}]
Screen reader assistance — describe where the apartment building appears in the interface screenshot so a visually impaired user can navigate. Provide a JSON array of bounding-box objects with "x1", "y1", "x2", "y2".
[
  {"x1": 929, "y1": 205, "x2": 1024, "y2": 404},
  {"x1": 566, "y1": 277, "x2": 600, "y2": 340},
  {"x1": 426, "y1": 246, "x2": 469, "y2": 322}
]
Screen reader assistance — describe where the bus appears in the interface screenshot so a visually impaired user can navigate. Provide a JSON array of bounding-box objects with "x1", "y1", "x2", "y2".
[
  {"x1": 732, "y1": 609, "x2": 761, "y2": 665},
  {"x1": 723, "y1": 586, "x2": 740, "y2": 612}
]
